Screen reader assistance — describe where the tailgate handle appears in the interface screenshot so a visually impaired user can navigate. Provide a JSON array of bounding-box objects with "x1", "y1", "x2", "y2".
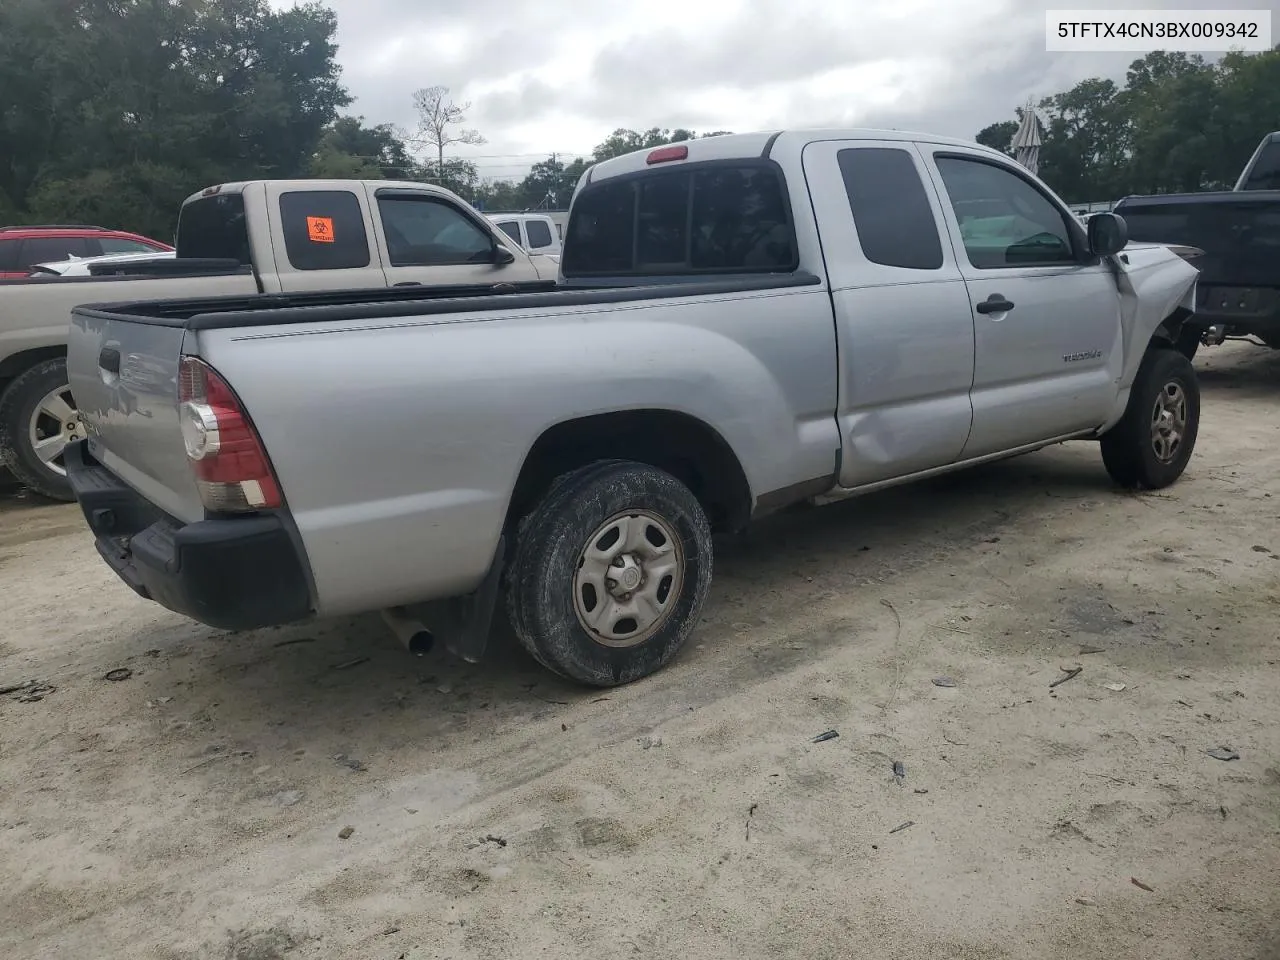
[{"x1": 99, "y1": 347, "x2": 121, "y2": 374}]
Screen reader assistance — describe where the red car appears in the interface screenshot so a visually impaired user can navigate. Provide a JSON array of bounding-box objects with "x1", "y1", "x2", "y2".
[{"x1": 0, "y1": 225, "x2": 173, "y2": 279}]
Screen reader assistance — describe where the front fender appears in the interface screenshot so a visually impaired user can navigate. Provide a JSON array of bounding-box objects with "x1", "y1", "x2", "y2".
[{"x1": 1112, "y1": 243, "x2": 1199, "y2": 391}]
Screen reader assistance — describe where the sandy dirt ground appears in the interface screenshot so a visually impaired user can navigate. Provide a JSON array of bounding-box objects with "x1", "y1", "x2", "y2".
[{"x1": 2, "y1": 342, "x2": 1280, "y2": 960}]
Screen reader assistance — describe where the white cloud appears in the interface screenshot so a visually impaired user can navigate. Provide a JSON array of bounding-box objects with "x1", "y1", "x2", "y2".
[{"x1": 272, "y1": 0, "x2": 1280, "y2": 180}]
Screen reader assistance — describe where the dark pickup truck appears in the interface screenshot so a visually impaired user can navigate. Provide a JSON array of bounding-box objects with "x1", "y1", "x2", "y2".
[{"x1": 1113, "y1": 131, "x2": 1280, "y2": 358}]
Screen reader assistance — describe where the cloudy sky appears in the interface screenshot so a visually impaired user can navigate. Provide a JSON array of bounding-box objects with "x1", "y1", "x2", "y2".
[{"x1": 274, "y1": 0, "x2": 1278, "y2": 182}]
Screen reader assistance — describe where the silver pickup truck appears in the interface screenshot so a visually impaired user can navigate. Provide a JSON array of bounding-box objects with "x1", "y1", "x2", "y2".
[
  {"x1": 64, "y1": 129, "x2": 1200, "y2": 687},
  {"x1": 0, "y1": 179, "x2": 551, "y2": 499}
]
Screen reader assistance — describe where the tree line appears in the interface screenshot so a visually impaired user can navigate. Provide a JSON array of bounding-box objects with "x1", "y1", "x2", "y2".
[
  {"x1": 976, "y1": 47, "x2": 1280, "y2": 202},
  {"x1": 6, "y1": 1, "x2": 1278, "y2": 241},
  {"x1": 0, "y1": 0, "x2": 729, "y2": 239}
]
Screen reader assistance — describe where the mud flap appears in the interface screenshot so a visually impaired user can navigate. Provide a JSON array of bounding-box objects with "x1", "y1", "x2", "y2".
[{"x1": 425, "y1": 536, "x2": 507, "y2": 664}]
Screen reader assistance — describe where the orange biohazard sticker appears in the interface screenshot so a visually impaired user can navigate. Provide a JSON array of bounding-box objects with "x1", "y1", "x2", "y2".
[{"x1": 306, "y1": 216, "x2": 335, "y2": 243}]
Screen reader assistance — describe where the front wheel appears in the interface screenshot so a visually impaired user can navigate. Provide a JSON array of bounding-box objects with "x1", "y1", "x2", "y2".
[
  {"x1": 0, "y1": 357, "x2": 83, "y2": 501},
  {"x1": 504, "y1": 460, "x2": 713, "y2": 687},
  {"x1": 1100, "y1": 347, "x2": 1199, "y2": 490}
]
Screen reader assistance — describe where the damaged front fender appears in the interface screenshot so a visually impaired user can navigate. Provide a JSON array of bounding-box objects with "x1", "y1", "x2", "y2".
[{"x1": 1109, "y1": 241, "x2": 1199, "y2": 391}]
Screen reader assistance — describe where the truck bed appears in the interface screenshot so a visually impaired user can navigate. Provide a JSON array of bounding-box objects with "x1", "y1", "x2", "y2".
[{"x1": 74, "y1": 272, "x2": 821, "y2": 329}]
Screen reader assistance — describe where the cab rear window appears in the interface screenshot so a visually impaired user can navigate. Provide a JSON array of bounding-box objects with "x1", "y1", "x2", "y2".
[
  {"x1": 177, "y1": 193, "x2": 251, "y2": 263},
  {"x1": 562, "y1": 162, "x2": 797, "y2": 277}
]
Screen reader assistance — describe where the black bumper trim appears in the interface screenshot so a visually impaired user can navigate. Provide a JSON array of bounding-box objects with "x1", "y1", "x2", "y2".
[{"x1": 66, "y1": 440, "x2": 313, "y2": 631}]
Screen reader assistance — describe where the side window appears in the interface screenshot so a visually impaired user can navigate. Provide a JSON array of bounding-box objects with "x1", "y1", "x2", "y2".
[
  {"x1": 0, "y1": 239, "x2": 19, "y2": 272},
  {"x1": 495, "y1": 220, "x2": 522, "y2": 245},
  {"x1": 99, "y1": 237, "x2": 161, "y2": 254},
  {"x1": 278, "y1": 190, "x2": 371, "y2": 271},
  {"x1": 555, "y1": 222, "x2": 563, "y2": 241},
  {"x1": 934, "y1": 156, "x2": 1075, "y2": 269},
  {"x1": 1240, "y1": 140, "x2": 1280, "y2": 190},
  {"x1": 562, "y1": 180, "x2": 636, "y2": 274},
  {"x1": 377, "y1": 196, "x2": 494, "y2": 266},
  {"x1": 526, "y1": 218, "x2": 553, "y2": 249},
  {"x1": 19, "y1": 237, "x2": 90, "y2": 268},
  {"x1": 837, "y1": 147, "x2": 943, "y2": 270}
]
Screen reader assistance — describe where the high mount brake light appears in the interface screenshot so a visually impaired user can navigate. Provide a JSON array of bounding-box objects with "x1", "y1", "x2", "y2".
[
  {"x1": 646, "y1": 145, "x2": 688, "y2": 165},
  {"x1": 178, "y1": 356, "x2": 282, "y2": 512}
]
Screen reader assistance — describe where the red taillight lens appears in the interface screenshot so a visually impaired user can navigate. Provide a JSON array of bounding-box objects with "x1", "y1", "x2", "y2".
[
  {"x1": 178, "y1": 356, "x2": 282, "y2": 512},
  {"x1": 646, "y1": 145, "x2": 688, "y2": 165}
]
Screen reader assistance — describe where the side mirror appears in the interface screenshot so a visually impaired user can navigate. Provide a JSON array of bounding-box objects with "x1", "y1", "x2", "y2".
[
  {"x1": 493, "y1": 245, "x2": 516, "y2": 266},
  {"x1": 1087, "y1": 212, "x2": 1128, "y2": 257}
]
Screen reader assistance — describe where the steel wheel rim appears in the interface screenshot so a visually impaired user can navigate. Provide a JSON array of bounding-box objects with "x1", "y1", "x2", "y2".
[
  {"x1": 572, "y1": 510, "x2": 686, "y2": 648},
  {"x1": 1150, "y1": 380, "x2": 1187, "y2": 464},
  {"x1": 27, "y1": 385, "x2": 83, "y2": 478}
]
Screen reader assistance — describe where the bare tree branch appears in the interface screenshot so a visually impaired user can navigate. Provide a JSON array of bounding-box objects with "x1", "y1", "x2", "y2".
[{"x1": 409, "y1": 85, "x2": 486, "y2": 180}]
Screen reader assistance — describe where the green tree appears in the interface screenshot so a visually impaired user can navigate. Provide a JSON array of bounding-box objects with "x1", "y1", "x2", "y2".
[
  {"x1": 973, "y1": 46, "x2": 1280, "y2": 201},
  {"x1": 591, "y1": 127, "x2": 725, "y2": 161},
  {"x1": 308, "y1": 117, "x2": 416, "y2": 179},
  {"x1": 0, "y1": 0, "x2": 349, "y2": 238},
  {"x1": 975, "y1": 120, "x2": 1019, "y2": 155},
  {"x1": 1122, "y1": 52, "x2": 1220, "y2": 192}
]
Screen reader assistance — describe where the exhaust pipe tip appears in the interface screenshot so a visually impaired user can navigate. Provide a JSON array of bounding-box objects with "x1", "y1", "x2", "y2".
[
  {"x1": 381, "y1": 607, "x2": 435, "y2": 657},
  {"x1": 405, "y1": 629, "x2": 434, "y2": 657}
]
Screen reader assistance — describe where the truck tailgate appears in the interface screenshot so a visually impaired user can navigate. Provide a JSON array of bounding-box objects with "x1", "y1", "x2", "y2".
[{"x1": 67, "y1": 309, "x2": 205, "y2": 523}]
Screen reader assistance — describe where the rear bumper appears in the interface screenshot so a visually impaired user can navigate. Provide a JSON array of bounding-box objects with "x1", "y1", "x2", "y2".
[
  {"x1": 1191, "y1": 285, "x2": 1280, "y2": 336},
  {"x1": 65, "y1": 440, "x2": 313, "y2": 631}
]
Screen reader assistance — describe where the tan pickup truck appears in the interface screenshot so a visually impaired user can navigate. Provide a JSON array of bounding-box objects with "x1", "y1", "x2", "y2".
[{"x1": 0, "y1": 179, "x2": 554, "y2": 499}]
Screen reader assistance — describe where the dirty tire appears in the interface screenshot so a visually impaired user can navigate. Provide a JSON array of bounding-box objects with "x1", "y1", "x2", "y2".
[
  {"x1": 505, "y1": 460, "x2": 713, "y2": 687},
  {"x1": 0, "y1": 357, "x2": 76, "y2": 501},
  {"x1": 1100, "y1": 347, "x2": 1199, "y2": 490}
]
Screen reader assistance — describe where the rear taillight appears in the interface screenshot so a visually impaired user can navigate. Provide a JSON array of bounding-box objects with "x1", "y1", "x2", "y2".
[{"x1": 178, "y1": 356, "x2": 282, "y2": 512}]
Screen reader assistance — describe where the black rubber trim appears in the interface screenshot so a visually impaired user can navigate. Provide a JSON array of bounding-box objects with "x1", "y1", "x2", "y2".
[
  {"x1": 761, "y1": 131, "x2": 784, "y2": 158},
  {"x1": 66, "y1": 441, "x2": 313, "y2": 631},
  {"x1": 71, "y1": 272, "x2": 823, "y2": 331},
  {"x1": 751, "y1": 472, "x2": 836, "y2": 518},
  {"x1": 0, "y1": 264, "x2": 250, "y2": 288},
  {"x1": 1115, "y1": 189, "x2": 1280, "y2": 208}
]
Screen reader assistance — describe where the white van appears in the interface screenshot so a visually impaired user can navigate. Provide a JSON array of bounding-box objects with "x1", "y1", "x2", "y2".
[{"x1": 487, "y1": 213, "x2": 562, "y2": 261}]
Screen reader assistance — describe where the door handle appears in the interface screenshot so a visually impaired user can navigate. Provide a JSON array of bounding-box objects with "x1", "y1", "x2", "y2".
[
  {"x1": 393, "y1": 281, "x2": 422, "y2": 287},
  {"x1": 975, "y1": 294, "x2": 1014, "y2": 314}
]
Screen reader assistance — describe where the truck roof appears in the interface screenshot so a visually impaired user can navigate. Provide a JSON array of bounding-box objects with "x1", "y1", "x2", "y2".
[
  {"x1": 585, "y1": 128, "x2": 1011, "y2": 183},
  {"x1": 180, "y1": 179, "x2": 467, "y2": 207}
]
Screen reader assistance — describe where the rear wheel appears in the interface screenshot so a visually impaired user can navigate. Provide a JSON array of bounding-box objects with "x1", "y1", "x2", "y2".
[
  {"x1": 504, "y1": 460, "x2": 713, "y2": 687},
  {"x1": 1100, "y1": 347, "x2": 1199, "y2": 490},
  {"x1": 0, "y1": 357, "x2": 83, "y2": 501}
]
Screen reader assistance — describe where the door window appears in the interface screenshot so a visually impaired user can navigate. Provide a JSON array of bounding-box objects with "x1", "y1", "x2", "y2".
[
  {"x1": 495, "y1": 220, "x2": 522, "y2": 245},
  {"x1": 378, "y1": 196, "x2": 495, "y2": 266},
  {"x1": 19, "y1": 236, "x2": 92, "y2": 268},
  {"x1": 934, "y1": 156, "x2": 1076, "y2": 268}
]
